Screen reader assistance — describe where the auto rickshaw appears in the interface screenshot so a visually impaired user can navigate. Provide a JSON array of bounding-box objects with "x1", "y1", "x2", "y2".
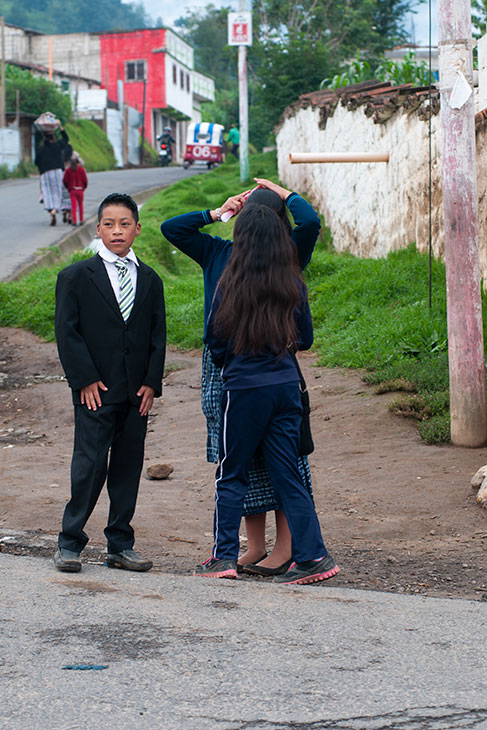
[{"x1": 183, "y1": 122, "x2": 224, "y2": 169}]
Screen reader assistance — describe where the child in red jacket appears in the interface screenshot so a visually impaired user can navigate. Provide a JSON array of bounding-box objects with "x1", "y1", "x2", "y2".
[{"x1": 63, "y1": 154, "x2": 88, "y2": 226}]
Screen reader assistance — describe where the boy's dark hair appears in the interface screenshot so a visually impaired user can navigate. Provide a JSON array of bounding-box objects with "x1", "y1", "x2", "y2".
[{"x1": 98, "y1": 193, "x2": 139, "y2": 223}]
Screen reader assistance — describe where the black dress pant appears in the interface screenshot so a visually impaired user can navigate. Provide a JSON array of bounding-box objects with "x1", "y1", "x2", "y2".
[{"x1": 58, "y1": 401, "x2": 147, "y2": 554}]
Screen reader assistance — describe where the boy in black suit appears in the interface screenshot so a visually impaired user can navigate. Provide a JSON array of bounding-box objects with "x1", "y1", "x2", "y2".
[{"x1": 54, "y1": 193, "x2": 166, "y2": 573}]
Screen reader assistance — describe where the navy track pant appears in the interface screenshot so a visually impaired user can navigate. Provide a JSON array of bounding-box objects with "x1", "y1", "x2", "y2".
[{"x1": 213, "y1": 382, "x2": 327, "y2": 563}]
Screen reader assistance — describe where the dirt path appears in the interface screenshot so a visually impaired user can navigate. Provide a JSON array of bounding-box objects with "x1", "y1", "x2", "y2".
[{"x1": 1, "y1": 327, "x2": 486, "y2": 600}]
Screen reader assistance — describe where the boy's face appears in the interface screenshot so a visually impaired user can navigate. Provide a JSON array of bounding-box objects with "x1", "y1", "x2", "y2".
[{"x1": 97, "y1": 204, "x2": 141, "y2": 258}]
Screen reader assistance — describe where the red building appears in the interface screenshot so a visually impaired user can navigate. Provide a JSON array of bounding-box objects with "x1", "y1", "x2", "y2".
[{"x1": 99, "y1": 28, "x2": 212, "y2": 152}]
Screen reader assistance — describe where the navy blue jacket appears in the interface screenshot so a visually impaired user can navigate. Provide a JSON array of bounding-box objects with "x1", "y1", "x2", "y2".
[
  {"x1": 206, "y1": 284, "x2": 313, "y2": 390},
  {"x1": 160, "y1": 192, "x2": 320, "y2": 339}
]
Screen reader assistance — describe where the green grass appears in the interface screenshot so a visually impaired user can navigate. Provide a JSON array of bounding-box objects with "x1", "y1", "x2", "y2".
[
  {"x1": 1, "y1": 150, "x2": 485, "y2": 445},
  {"x1": 65, "y1": 120, "x2": 116, "y2": 172}
]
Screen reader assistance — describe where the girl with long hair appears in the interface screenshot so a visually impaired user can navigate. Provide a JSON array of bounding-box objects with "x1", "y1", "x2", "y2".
[
  {"x1": 194, "y1": 204, "x2": 339, "y2": 584},
  {"x1": 161, "y1": 178, "x2": 320, "y2": 576}
]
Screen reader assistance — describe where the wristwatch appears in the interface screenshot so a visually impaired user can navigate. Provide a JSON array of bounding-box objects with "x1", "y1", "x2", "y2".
[{"x1": 215, "y1": 208, "x2": 222, "y2": 222}]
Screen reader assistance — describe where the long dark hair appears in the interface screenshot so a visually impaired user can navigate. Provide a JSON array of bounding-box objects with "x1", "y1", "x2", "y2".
[
  {"x1": 248, "y1": 188, "x2": 292, "y2": 236},
  {"x1": 213, "y1": 203, "x2": 302, "y2": 357}
]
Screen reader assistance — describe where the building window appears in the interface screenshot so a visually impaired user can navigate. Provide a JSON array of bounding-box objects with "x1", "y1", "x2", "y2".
[
  {"x1": 61, "y1": 79, "x2": 70, "y2": 92},
  {"x1": 180, "y1": 69, "x2": 184, "y2": 89},
  {"x1": 126, "y1": 60, "x2": 145, "y2": 82},
  {"x1": 173, "y1": 64, "x2": 177, "y2": 84},
  {"x1": 186, "y1": 73, "x2": 190, "y2": 92}
]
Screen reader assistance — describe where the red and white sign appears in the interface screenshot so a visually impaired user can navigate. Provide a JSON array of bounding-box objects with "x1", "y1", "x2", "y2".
[{"x1": 228, "y1": 12, "x2": 252, "y2": 46}]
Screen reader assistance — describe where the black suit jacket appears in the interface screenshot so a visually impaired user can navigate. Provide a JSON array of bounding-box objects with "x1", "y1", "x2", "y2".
[{"x1": 55, "y1": 254, "x2": 166, "y2": 406}]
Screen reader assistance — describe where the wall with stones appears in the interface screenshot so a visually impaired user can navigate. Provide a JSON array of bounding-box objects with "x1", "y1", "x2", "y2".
[{"x1": 277, "y1": 97, "x2": 487, "y2": 282}]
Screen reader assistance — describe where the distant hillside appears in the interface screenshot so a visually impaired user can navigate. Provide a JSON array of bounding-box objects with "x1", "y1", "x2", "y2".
[{"x1": 0, "y1": 0, "x2": 152, "y2": 33}]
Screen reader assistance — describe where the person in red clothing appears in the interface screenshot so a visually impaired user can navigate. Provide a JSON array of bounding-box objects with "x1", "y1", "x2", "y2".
[{"x1": 63, "y1": 154, "x2": 88, "y2": 226}]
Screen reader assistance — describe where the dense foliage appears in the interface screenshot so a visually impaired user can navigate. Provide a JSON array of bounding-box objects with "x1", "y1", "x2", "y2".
[
  {"x1": 5, "y1": 64, "x2": 72, "y2": 124},
  {"x1": 0, "y1": 0, "x2": 151, "y2": 32},
  {"x1": 321, "y1": 51, "x2": 435, "y2": 89},
  {"x1": 175, "y1": 0, "x2": 414, "y2": 149}
]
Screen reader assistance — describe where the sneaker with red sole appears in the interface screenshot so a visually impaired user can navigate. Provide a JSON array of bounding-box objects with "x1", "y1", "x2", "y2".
[
  {"x1": 273, "y1": 554, "x2": 340, "y2": 585},
  {"x1": 194, "y1": 557, "x2": 238, "y2": 579}
]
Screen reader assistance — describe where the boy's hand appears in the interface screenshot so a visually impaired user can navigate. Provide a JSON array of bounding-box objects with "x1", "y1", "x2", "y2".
[
  {"x1": 253, "y1": 178, "x2": 292, "y2": 200},
  {"x1": 80, "y1": 381, "x2": 108, "y2": 411},
  {"x1": 137, "y1": 385, "x2": 155, "y2": 416}
]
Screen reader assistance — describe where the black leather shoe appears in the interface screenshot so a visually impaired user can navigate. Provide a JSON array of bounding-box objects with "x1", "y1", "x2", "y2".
[
  {"x1": 237, "y1": 552, "x2": 267, "y2": 574},
  {"x1": 106, "y1": 549, "x2": 153, "y2": 572},
  {"x1": 243, "y1": 558, "x2": 293, "y2": 577},
  {"x1": 53, "y1": 548, "x2": 82, "y2": 573}
]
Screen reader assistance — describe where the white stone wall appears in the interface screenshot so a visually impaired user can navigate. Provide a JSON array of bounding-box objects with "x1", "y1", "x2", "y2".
[{"x1": 277, "y1": 103, "x2": 448, "y2": 263}]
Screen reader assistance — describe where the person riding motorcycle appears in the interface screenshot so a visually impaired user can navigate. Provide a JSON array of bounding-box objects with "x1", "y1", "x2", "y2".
[{"x1": 157, "y1": 127, "x2": 176, "y2": 165}]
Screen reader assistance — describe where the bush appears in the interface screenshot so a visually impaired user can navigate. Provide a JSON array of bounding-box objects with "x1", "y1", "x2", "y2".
[{"x1": 6, "y1": 64, "x2": 72, "y2": 124}]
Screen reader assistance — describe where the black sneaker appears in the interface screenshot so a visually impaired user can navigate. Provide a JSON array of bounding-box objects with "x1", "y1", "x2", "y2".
[
  {"x1": 106, "y1": 549, "x2": 153, "y2": 572},
  {"x1": 273, "y1": 554, "x2": 340, "y2": 585},
  {"x1": 53, "y1": 548, "x2": 82, "y2": 573},
  {"x1": 194, "y1": 557, "x2": 238, "y2": 579}
]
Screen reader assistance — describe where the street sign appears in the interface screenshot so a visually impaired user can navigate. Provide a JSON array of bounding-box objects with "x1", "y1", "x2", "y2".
[{"x1": 228, "y1": 12, "x2": 252, "y2": 46}]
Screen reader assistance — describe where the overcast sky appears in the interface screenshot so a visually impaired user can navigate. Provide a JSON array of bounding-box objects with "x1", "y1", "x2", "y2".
[{"x1": 137, "y1": 0, "x2": 437, "y2": 46}]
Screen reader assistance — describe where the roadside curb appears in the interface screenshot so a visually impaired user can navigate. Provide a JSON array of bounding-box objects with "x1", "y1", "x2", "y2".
[{"x1": 5, "y1": 185, "x2": 166, "y2": 282}]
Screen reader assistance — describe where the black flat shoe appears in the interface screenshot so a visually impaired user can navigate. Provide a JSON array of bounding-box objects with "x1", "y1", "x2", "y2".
[
  {"x1": 237, "y1": 552, "x2": 267, "y2": 574},
  {"x1": 242, "y1": 558, "x2": 293, "y2": 577}
]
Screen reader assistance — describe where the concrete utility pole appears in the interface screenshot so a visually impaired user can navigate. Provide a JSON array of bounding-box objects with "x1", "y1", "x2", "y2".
[
  {"x1": 438, "y1": 0, "x2": 487, "y2": 446},
  {"x1": 238, "y1": 0, "x2": 249, "y2": 182}
]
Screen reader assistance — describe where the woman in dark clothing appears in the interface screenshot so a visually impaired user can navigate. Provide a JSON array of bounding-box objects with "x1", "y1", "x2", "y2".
[
  {"x1": 194, "y1": 203, "x2": 339, "y2": 584},
  {"x1": 35, "y1": 125, "x2": 71, "y2": 226},
  {"x1": 161, "y1": 178, "x2": 322, "y2": 575}
]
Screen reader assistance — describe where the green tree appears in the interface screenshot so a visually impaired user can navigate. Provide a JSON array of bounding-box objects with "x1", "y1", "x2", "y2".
[
  {"x1": 250, "y1": 0, "x2": 414, "y2": 146},
  {"x1": 473, "y1": 0, "x2": 487, "y2": 37},
  {"x1": 175, "y1": 0, "x2": 414, "y2": 149},
  {"x1": 175, "y1": 5, "x2": 237, "y2": 92},
  {"x1": 5, "y1": 65, "x2": 72, "y2": 124},
  {"x1": 0, "y1": 0, "x2": 151, "y2": 33}
]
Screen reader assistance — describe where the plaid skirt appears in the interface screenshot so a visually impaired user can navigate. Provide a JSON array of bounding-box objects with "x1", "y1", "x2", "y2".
[
  {"x1": 40, "y1": 169, "x2": 63, "y2": 212},
  {"x1": 201, "y1": 346, "x2": 313, "y2": 516}
]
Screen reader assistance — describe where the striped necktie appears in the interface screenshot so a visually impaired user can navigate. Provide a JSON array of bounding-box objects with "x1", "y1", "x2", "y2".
[{"x1": 114, "y1": 258, "x2": 135, "y2": 321}]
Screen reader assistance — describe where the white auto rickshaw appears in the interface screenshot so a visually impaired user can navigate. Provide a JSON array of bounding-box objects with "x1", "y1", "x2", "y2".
[{"x1": 183, "y1": 122, "x2": 225, "y2": 169}]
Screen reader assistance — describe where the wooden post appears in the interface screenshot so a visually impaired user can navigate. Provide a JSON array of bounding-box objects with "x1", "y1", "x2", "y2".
[
  {"x1": 438, "y1": 0, "x2": 487, "y2": 446},
  {"x1": 48, "y1": 37, "x2": 53, "y2": 82},
  {"x1": 289, "y1": 152, "x2": 389, "y2": 164}
]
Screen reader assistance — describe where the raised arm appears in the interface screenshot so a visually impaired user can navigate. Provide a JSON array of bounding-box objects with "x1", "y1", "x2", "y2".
[
  {"x1": 160, "y1": 190, "x2": 250, "y2": 267},
  {"x1": 253, "y1": 177, "x2": 321, "y2": 270}
]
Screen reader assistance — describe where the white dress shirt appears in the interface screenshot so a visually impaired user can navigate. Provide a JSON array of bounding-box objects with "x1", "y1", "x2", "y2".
[{"x1": 98, "y1": 243, "x2": 139, "y2": 303}]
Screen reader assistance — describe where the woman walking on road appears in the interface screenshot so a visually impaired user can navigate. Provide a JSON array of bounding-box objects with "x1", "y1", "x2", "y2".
[{"x1": 35, "y1": 124, "x2": 71, "y2": 226}]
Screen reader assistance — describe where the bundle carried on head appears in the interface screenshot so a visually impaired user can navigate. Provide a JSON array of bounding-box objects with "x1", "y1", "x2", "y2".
[{"x1": 34, "y1": 112, "x2": 60, "y2": 133}]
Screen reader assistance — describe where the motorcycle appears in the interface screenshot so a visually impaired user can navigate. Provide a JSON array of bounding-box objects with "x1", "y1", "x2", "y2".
[{"x1": 158, "y1": 140, "x2": 173, "y2": 167}]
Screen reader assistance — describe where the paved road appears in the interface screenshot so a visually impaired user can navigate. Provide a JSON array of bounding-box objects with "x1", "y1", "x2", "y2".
[
  {"x1": 1, "y1": 552, "x2": 487, "y2": 730},
  {"x1": 0, "y1": 166, "x2": 203, "y2": 280}
]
